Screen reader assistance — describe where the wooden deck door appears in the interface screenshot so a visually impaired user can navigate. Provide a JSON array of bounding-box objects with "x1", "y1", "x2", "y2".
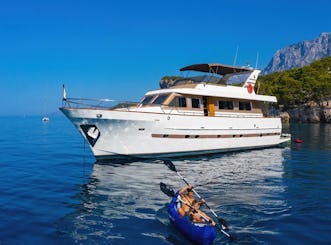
[
  {"x1": 207, "y1": 97, "x2": 215, "y2": 116},
  {"x1": 203, "y1": 97, "x2": 215, "y2": 116}
]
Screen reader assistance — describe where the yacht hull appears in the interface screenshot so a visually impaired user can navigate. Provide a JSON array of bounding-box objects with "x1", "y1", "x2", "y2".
[{"x1": 60, "y1": 107, "x2": 290, "y2": 161}]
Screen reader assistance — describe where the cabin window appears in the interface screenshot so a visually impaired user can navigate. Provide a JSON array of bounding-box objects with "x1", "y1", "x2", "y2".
[
  {"x1": 239, "y1": 101, "x2": 252, "y2": 111},
  {"x1": 169, "y1": 96, "x2": 187, "y2": 108},
  {"x1": 152, "y1": 94, "x2": 169, "y2": 105},
  {"x1": 191, "y1": 98, "x2": 200, "y2": 108},
  {"x1": 218, "y1": 100, "x2": 234, "y2": 110},
  {"x1": 140, "y1": 95, "x2": 154, "y2": 105}
]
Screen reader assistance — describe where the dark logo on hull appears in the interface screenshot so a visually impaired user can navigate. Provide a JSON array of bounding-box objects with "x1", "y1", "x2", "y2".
[{"x1": 80, "y1": 124, "x2": 100, "y2": 147}]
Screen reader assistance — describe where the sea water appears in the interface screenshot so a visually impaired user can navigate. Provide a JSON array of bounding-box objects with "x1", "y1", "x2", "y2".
[{"x1": 0, "y1": 116, "x2": 330, "y2": 244}]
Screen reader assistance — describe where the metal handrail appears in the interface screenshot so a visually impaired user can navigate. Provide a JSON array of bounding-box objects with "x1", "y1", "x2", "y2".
[{"x1": 61, "y1": 97, "x2": 140, "y2": 111}]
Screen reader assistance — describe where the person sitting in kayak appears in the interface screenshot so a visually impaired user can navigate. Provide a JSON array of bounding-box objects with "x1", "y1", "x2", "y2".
[
  {"x1": 177, "y1": 184, "x2": 205, "y2": 217},
  {"x1": 189, "y1": 200, "x2": 216, "y2": 226}
]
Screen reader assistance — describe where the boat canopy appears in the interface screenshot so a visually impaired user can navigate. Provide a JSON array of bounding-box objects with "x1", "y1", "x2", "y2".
[{"x1": 180, "y1": 63, "x2": 253, "y2": 76}]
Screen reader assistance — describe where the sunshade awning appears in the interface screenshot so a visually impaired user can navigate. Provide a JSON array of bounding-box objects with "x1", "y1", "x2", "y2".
[{"x1": 180, "y1": 63, "x2": 253, "y2": 75}]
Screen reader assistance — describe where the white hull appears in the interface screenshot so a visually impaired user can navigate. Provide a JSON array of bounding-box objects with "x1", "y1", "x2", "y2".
[{"x1": 60, "y1": 107, "x2": 290, "y2": 161}]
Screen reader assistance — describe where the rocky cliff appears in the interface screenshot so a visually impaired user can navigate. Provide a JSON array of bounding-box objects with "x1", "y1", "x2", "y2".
[
  {"x1": 263, "y1": 33, "x2": 331, "y2": 74},
  {"x1": 281, "y1": 107, "x2": 331, "y2": 123}
]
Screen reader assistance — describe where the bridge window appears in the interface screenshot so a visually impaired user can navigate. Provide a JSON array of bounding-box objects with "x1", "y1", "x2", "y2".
[
  {"x1": 169, "y1": 96, "x2": 187, "y2": 108},
  {"x1": 152, "y1": 94, "x2": 169, "y2": 105},
  {"x1": 140, "y1": 95, "x2": 154, "y2": 105}
]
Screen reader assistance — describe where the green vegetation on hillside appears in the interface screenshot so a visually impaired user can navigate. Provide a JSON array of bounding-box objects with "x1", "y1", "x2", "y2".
[{"x1": 258, "y1": 57, "x2": 331, "y2": 109}]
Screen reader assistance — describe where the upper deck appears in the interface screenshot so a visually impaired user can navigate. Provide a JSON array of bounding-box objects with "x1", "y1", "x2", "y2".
[{"x1": 152, "y1": 63, "x2": 276, "y2": 103}]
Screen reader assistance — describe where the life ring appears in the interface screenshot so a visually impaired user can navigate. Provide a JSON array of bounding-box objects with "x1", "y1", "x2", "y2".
[{"x1": 247, "y1": 83, "x2": 253, "y2": 94}]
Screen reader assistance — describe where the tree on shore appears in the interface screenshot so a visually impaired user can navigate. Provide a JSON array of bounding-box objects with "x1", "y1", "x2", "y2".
[{"x1": 258, "y1": 57, "x2": 331, "y2": 109}]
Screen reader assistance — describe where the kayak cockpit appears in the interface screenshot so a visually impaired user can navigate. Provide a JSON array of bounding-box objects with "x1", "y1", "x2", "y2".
[{"x1": 174, "y1": 196, "x2": 212, "y2": 227}]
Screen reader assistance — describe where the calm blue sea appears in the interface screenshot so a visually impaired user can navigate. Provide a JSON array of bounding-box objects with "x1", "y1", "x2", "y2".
[{"x1": 0, "y1": 116, "x2": 330, "y2": 244}]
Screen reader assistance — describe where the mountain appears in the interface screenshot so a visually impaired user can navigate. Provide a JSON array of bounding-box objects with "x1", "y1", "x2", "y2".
[{"x1": 263, "y1": 33, "x2": 331, "y2": 74}]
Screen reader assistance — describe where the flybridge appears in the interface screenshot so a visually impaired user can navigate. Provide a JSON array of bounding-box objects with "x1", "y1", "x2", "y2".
[
  {"x1": 174, "y1": 63, "x2": 261, "y2": 88},
  {"x1": 157, "y1": 63, "x2": 269, "y2": 101}
]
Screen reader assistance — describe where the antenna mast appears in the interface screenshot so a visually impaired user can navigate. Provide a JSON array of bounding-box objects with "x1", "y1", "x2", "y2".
[
  {"x1": 233, "y1": 46, "x2": 239, "y2": 66},
  {"x1": 255, "y1": 51, "x2": 259, "y2": 68}
]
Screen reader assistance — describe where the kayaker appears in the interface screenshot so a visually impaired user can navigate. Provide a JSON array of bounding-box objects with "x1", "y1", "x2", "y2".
[
  {"x1": 177, "y1": 184, "x2": 205, "y2": 217},
  {"x1": 189, "y1": 200, "x2": 216, "y2": 226},
  {"x1": 177, "y1": 184, "x2": 195, "y2": 216}
]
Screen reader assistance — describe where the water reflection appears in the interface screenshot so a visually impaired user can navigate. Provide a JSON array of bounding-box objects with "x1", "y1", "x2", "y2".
[
  {"x1": 57, "y1": 148, "x2": 289, "y2": 244},
  {"x1": 290, "y1": 123, "x2": 331, "y2": 150},
  {"x1": 279, "y1": 124, "x2": 331, "y2": 244}
]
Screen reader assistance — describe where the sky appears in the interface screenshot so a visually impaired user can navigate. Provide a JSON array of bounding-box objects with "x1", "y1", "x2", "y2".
[{"x1": 0, "y1": 0, "x2": 330, "y2": 116}]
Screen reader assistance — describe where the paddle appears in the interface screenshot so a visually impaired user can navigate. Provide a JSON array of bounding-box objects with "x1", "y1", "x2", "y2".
[
  {"x1": 160, "y1": 182, "x2": 175, "y2": 198},
  {"x1": 163, "y1": 160, "x2": 229, "y2": 230},
  {"x1": 160, "y1": 182, "x2": 230, "y2": 238}
]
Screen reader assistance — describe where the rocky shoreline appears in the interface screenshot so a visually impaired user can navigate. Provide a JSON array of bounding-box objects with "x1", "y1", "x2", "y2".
[{"x1": 281, "y1": 106, "x2": 331, "y2": 123}]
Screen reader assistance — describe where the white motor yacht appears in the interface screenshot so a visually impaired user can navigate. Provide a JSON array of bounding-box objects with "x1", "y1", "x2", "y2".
[{"x1": 60, "y1": 63, "x2": 290, "y2": 161}]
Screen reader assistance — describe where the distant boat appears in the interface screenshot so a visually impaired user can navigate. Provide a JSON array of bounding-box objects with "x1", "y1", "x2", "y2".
[{"x1": 42, "y1": 97, "x2": 50, "y2": 123}]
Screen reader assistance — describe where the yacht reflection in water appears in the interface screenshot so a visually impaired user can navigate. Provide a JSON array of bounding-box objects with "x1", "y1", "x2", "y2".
[{"x1": 57, "y1": 148, "x2": 290, "y2": 244}]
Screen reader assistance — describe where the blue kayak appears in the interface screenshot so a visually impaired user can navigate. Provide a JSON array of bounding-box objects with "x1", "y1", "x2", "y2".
[{"x1": 168, "y1": 192, "x2": 216, "y2": 245}]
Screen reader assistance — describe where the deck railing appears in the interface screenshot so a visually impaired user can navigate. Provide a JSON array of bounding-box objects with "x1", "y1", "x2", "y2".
[
  {"x1": 62, "y1": 97, "x2": 116, "y2": 108},
  {"x1": 62, "y1": 97, "x2": 139, "y2": 110}
]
